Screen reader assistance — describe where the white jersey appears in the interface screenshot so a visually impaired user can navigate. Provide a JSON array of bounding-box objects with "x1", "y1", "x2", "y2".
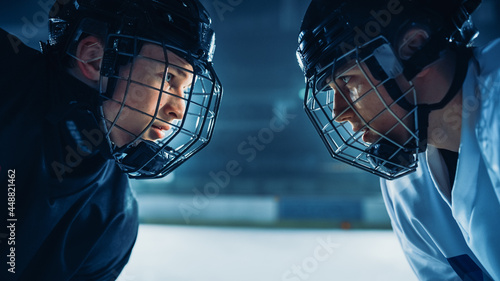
[{"x1": 381, "y1": 39, "x2": 500, "y2": 281}]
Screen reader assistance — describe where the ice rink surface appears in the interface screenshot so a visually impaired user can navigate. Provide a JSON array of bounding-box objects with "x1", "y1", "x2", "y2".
[{"x1": 120, "y1": 224, "x2": 418, "y2": 281}]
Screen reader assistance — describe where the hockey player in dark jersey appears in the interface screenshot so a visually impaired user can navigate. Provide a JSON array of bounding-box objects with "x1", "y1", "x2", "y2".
[{"x1": 0, "y1": 0, "x2": 222, "y2": 280}]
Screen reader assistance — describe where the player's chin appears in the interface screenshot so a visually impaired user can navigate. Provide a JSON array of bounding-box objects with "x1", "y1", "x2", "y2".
[{"x1": 362, "y1": 130, "x2": 380, "y2": 144}]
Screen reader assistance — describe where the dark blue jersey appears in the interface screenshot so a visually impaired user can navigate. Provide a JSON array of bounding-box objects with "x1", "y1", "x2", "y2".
[{"x1": 0, "y1": 29, "x2": 139, "y2": 281}]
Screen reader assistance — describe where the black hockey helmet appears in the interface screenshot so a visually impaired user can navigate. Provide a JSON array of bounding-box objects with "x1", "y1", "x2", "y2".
[{"x1": 48, "y1": 0, "x2": 216, "y2": 65}]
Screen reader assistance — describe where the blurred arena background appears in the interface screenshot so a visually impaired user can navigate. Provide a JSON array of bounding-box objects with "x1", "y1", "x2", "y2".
[{"x1": 2, "y1": 1, "x2": 500, "y2": 280}]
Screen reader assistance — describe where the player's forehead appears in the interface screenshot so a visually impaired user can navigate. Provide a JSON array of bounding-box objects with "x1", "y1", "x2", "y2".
[
  {"x1": 322, "y1": 59, "x2": 358, "y2": 84},
  {"x1": 333, "y1": 58, "x2": 359, "y2": 77},
  {"x1": 139, "y1": 43, "x2": 193, "y2": 72}
]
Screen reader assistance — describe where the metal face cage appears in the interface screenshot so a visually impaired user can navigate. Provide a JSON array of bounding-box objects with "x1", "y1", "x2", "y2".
[
  {"x1": 99, "y1": 35, "x2": 222, "y2": 179},
  {"x1": 303, "y1": 37, "x2": 420, "y2": 180}
]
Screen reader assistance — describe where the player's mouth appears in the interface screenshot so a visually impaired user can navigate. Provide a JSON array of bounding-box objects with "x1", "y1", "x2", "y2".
[
  {"x1": 353, "y1": 126, "x2": 372, "y2": 143},
  {"x1": 150, "y1": 124, "x2": 170, "y2": 139},
  {"x1": 362, "y1": 129, "x2": 372, "y2": 143}
]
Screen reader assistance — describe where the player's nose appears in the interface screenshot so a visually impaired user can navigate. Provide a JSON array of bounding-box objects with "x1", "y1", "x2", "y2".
[
  {"x1": 333, "y1": 89, "x2": 354, "y2": 123},
  {"x1": 161, "y1": 87, "x2": 186, "y2": 121}
]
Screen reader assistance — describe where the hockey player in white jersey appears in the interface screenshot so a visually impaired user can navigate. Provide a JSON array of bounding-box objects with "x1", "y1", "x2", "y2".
[{"x1": 296, "y1": 0, "x2": 499, "y2": 280}]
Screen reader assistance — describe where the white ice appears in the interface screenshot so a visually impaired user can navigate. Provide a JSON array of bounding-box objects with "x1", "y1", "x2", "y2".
[{"x1": 120, "y1": 224, "x2": 417, "y2": 281}]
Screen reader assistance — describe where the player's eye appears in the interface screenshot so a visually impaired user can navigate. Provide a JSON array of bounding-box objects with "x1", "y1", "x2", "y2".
[
  {"x1": 165, "y1": 73, "x2": 173, "y2": 82},
  {"x1": 341, "y1": 76, "x2": 351, "y2": 84}
]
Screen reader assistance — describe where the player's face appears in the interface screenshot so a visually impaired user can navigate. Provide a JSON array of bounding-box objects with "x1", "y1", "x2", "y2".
[
  {"x1": 102, "y1": 43, "x2": 193, "y2": 147},
  {"x1": 328, "y1": 61, "x2": 412, "y2": 145}
]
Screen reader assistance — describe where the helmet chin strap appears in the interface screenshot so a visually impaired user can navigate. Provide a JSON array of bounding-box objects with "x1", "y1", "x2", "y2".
[
  {"x1": 368, "y1": 47, "x2": 472, "y2": 176},
  {"x1": 415, "y1": 46, "x2": 472, "y2": 152}
]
